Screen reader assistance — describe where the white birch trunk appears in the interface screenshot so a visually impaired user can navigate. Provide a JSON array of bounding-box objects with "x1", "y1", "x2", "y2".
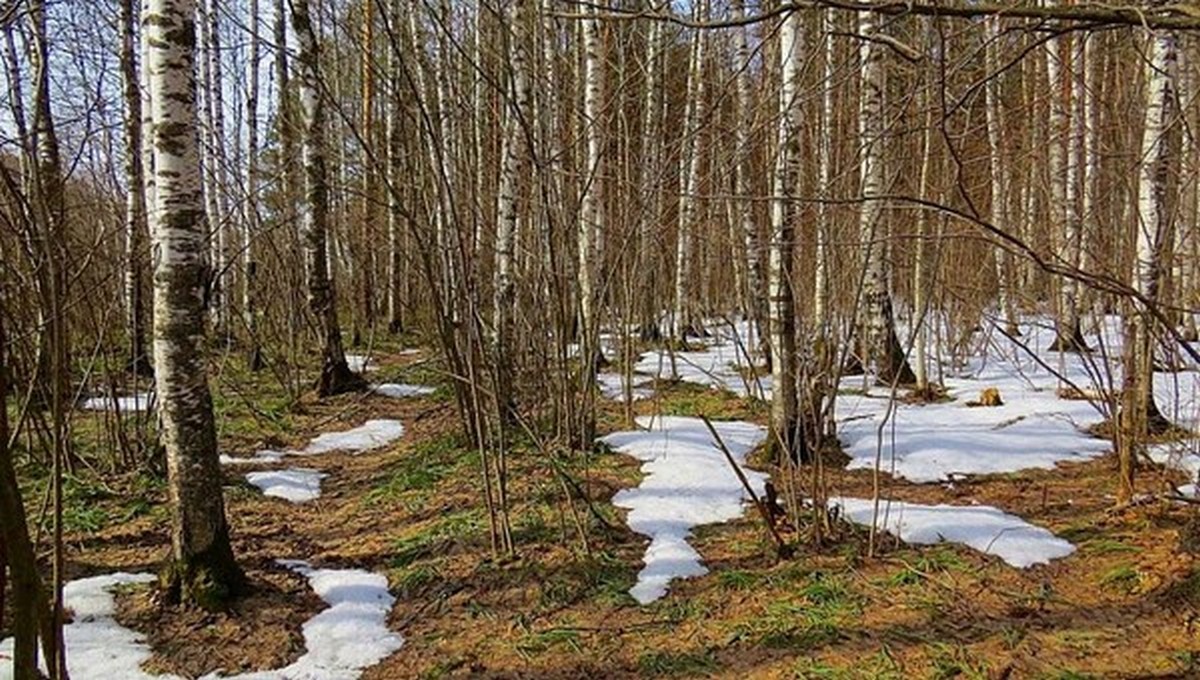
[
  {"x1": 769, "y1": 9, "x2": 801, "y2": 457},
  {"x1": 493, "y1": 0, "x2": 530, "y2": 414},
  {"x1": 144, "y1": 0, "x2": 240, "y2": 604},
  {"x1": 121, "y1": 0, "x2": 150, "y2": 374},
  {"x1": 732, "y1": 0, "x2": 765, "y2": 353},
  {"x1": 672, "y1": 0, "x2": 708, "y2": 340},
  {"x1": 578, "y1": 4, "x2": 601, "y2": 362},
  {"x1": 858, "y1": 9, "x2": 914, "y2": 385},
  {"x1": 292, "y1": 0, "x2": 364, "y2": 395}
]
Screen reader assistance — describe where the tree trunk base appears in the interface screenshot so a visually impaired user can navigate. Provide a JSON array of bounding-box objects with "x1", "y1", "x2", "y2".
[
  {"x1": 1048, "y1": 327, "x2": 1091, "y2": 353},
  {"x1": 638, "y1": 323, "x2": 663, "y2": 343},
  {"x1": 246, "y1": 346, "x2": 265, "y2": 372},
  {"x1": 160, "y1": 543, "x2": 244, "y2": 611},
  {"x1": 316, "y1": 358, "x2": 369, "y2": 397},
  {"x1": 127, "y1": 353, "x2": 155, "y2": 378},
  {"x1": 388, "y1": 319, "x2": 404, "y2": 335}
]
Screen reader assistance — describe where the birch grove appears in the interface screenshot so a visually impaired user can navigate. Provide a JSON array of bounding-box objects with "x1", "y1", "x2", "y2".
[{"x1": 2, "y1": 1, "x2": 1200, "y2": 674}]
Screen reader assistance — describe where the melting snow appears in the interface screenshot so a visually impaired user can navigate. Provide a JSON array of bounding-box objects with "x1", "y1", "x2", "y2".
[
  {"x1": 837, "y1": 318, "x2": 1119, "y2": 483},
  {"x1": 80, "y1": 392, "x2": 153, "y2": 412},
  {"x1": 221, "y1": 419, "x2": 406, "y2": 465},
  {"x1": 344, "y1": 354, "x2": 374, "y2": 373},
  {"x1": 832, "y1": 497, "x2": 1075, "y2": 568},
  {"x1": 209, "y1": 561, "x2": 403, "y2": 679},
  {"x1": 601, "y1": 416, "x2": 767, "y2": 604},
  {"x1": 0, "y1": 563, "x2": 403, "y2": 680},
  {"x1": 596, "y1": 373, "x2": 653, "y2": 402},
  {"x1": 372, "y1": 383, "x2": 436, "y2": 399},
  {"x1": 245, "y1": 468, "x2": 327, "y2": 503},
  {"x1": 633, "y1": 321, "x2": 770, "y2": 400},
  {"x1": 302, "y1": 420, "x2": 405, "y2": 455},
  {"x1": 0, "y1": 573, "x2": 180, "y2": 680}
]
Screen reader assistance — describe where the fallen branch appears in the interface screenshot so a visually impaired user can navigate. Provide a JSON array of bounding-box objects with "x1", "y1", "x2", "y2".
[{"x1": 700, "y1": 416, "x2": 792, "y2": 558}]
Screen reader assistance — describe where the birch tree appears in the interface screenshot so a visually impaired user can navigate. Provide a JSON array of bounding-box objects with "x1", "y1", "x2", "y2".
[
  {"x1": 672, "y1": 0, "x2": 708, "y2": 341},
  {"x1": 493, "y1": 0, "x2": 531, "y2": 419},
  {"x1": 731, "y1": 0, "x2": 765, "y2": 353},
  {"x1": 769, "y1": 8, "x2": 802, "y2": 460},
  {"x1": 144, "y1": 0, "x2": 242, "y2": 607},
  {"x1": 120, "y1": 0, "x2": 150, "y2": 375},
  {"x1": 244, "y1": 0, "x2": 263, "y2": 370},
  {"x1": 858, "y1": 9, "x2": 915, "y2": 385},
  {"x1": 293, "y1": 0, "x2": 367, "y2": 396},
  {"x1": 1120, "y1": 24, "x2": 1180, "y2": 501}
]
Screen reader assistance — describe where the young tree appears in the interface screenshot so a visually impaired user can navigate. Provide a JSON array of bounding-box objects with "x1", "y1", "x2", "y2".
[
  {"x1": 144, "y1": 0, "x2": 242, "y2": 607},
  {"x1": 120, "y1": 0, "x2": 150, "y2": 375},
  {"x1": 292, "y1": 0, "x2": 367, "y2": 396},
  {"x1": 769, "y1": 8, "x2": 802, "y2": 461},
  {"x1": 857, "y1": 8, "x2": 915, "y2": 385}
]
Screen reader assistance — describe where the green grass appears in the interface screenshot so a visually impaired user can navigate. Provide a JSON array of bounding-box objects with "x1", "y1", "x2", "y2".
[
  {"x1": 636, "y1": 649, "x2": 719, "y2": 677},
  {"x1": 717, "y1": 569, "x2": 761, "y2": 591},
  {"x1": 1082, "y1": 538, "x2": 1141, "y2": 556},
  {"x1": 516, "y1": 629, "x2": 582, "y2": 658},
  {"x1": 1098, "y1": 564, "x2": 1141, "y2": 594},
  {"x1": 727, "y1": 573, "x2": 861, "y2": 650}
]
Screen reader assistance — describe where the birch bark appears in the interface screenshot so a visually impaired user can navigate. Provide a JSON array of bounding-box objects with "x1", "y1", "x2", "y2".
[{"x1": 145, "y1": 0, "x2": 242, "y2": 606}]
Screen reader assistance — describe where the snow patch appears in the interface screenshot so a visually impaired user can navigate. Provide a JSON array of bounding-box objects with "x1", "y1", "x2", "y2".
[
  {"x1": 0, "y1": 563, "x2": 403, "y2": 680},
  {"x1": 596, "y1": 373, "x2": 653, "y2": 402},
  {"x1": 371, "y1": 383, "x2": 436, "y2": 399},
  {"x1": 246, "y1": 468, "x2": 327, "y2": 503},
  {"x1": 345, "y1": 354, "x2": 374, "y2": 373},
  {"x1": 302, "y1": 420, "x2": 405, "y2": 456},
  {"x1": 601, "y1": 416, "x2": 767, "y2": 604},
  {"x1": 80, "y1": 392, "x2": 153, "y2": 412},
  {"x1": 832, "y1": 497, "x2": 1075, "y2": 568},
  {"x1": 208, "y1": 561, "x2": 403, "y2": 679},
  {"x1": 0, "y1": 573, "x2": 182, "y2": 680}
]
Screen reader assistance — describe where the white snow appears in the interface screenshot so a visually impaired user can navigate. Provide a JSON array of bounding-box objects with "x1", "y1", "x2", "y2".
[
  {"x1": 0, "y1": 563, "x2": 403, "y2": 680},
  {"x1": 0, "y1": 573, "x2": 183, "y2": 680},
  {"x1": 220, "y1": 419, "x2": 406, "y2": 466},
  {"x1": 601, "y1": 416, "x2": 768, "y2": 604},
  {"x1": 80, "y1": 392, "x2": 153, "y2": 412},
  {"x1": 208, "y1": 561, "x2": 403, "y2": 680},
  {"x1": 371, "y1": 383, "x2": 436, "y2": 399},
  {"x1": 836, "y1": 318, "x2": 1117, "y2": 483},
  {"x1": 596, "y1": 373, "x2": 653, "y2": 402},
  {"x1": 302, "y1": 420, "x2": 405, "y2": 456},
  {"x1": 245, "y1": 468, "x2": 327, "y2": 503},
  {"x1": 344, "y1": 354, "x2": 374, "y2": 373},
  {"x1": 832, "y1": 497, "x2": 1075, "y2": 568},
  {"x1": 633, "y1": 320, "x2": 770, "y2": 400}
]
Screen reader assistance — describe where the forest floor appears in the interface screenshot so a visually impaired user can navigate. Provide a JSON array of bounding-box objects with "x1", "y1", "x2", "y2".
[{"x1": 8, "y1": 329, "x2": 1200, "y2": 679}]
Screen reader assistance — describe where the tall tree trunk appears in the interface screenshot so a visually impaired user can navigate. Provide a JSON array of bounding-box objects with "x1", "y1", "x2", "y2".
[
  {"x1": 636, "y1": 2, "x2": 663, "y2": 341},
  {"x1": 769, "y1": 8, "x2": 803, "y2": 462},
  {"x1": 493, "y1": 0, "x2": 531, "y2": 420},
  {"x1": 144, "y1": 0, "x2": 242, "y2": 607},
  {"x1": 986, "y1": 18, "x2": 1017, "y2": 335},
  {"x1": 1048, "y1": 33, "x2": 1088, "y2": 351},
  {"x1": 386, "y1": 0, "x2": 404, "y2": 335},
  {"x1": 858, "y1": 9, "x2": 915, "y2": 386},
  {"x1": 29, "y1": 0, "x2": 70, "y2": 672},
  {"x1": 1121, "y1": 25, "x2": 1178, "y2": 503},
  {"x1": 732, "y1": 0, "x2": 765, "y2": 356},
  {"x1": 292, "y1": 0, "x2": 366, "y2": 396},
  {"x1": 202, "y1": 0, "x2": 231, "y2": 340},
  {"x1": 244, "y1": 0, "x2": 263, "y2": 370},
  {"x1": 358, "y1": 0, "x2": 376, "y2": 343},
  {"x1": 672, "y1": 0, "x2": 708, "y2": 341},
  {"x1": 578, "y1": 3, "x2": 601, "y2": 362},
  {"x1": 120, "y1": 0, "x2": 150, "y2": 376}
]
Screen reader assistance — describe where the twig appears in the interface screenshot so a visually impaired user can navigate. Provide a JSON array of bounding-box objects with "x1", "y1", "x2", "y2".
[{"x1": 700, "y1": 416, "x2": 791, "y2": 558}]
